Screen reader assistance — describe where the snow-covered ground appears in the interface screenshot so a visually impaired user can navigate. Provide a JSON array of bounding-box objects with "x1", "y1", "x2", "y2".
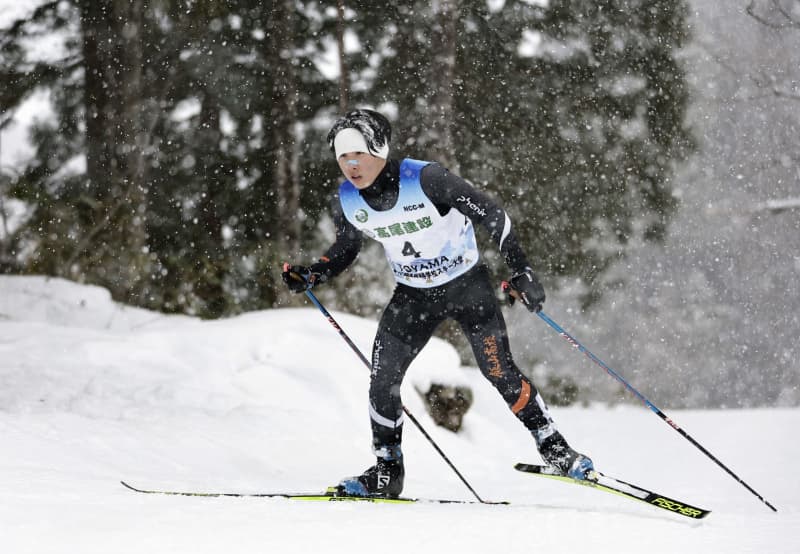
[{"x1": 0, "y1": 275, "x2": 797, "y2": 553}]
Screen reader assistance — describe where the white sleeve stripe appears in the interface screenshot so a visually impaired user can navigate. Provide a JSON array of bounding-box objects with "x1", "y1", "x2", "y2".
[{"x1": 499, "y1": 212, "x2": 512, "y2": 250}]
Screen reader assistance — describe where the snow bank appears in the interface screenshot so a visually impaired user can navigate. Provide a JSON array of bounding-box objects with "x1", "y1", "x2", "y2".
[{"x1": 0, "y1": 275, "x2": 797, "y2": 554}]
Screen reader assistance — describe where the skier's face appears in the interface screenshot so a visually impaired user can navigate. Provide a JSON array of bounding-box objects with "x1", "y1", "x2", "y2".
[{"x1": 337, "y1": 152, "x2": 386, "y2": 189}]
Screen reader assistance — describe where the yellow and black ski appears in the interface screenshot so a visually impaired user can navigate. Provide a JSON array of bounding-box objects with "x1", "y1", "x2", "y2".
[
  {"x1": 120, "y1": 481, "x2": 507, "y2": 505},
  {"x1": 514, "y1": 463, "x2": 710, "y2": 519}
]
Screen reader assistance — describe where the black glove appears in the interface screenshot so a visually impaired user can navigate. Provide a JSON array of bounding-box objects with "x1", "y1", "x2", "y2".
[
  {"x1": 281, "y1": 263, "x2": 324, "y2": 293},
  {"x1": 506, "y1": 267, "x2": 546, "y2": 312}
]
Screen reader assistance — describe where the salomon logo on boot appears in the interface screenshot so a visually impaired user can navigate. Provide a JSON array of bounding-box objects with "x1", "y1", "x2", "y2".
[{"x1": 336, "y1": 456, "x2": 405, "y2": 498}]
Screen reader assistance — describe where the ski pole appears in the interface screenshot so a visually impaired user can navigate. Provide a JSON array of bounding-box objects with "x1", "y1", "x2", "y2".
[
  {"x1": 502, "y1": 282, "x2": 777, "y2": 512},
  {"x1": 303, "y1": 288, "x2": 490, "y2": 504}
]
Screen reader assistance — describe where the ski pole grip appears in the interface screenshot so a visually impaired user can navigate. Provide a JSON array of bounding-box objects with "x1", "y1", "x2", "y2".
[
  {"x1": 282, "y1": 262, "x2": 306, "y2": 284},
  {"x1": 501, "y1": 280, "x2": 524, "y2": 305}
]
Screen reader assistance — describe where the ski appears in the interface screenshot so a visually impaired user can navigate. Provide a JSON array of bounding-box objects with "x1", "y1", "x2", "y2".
[
  {"x1": 120, "y1": 481, "x2": 507, "y2": 505},
  {"x1": 514, "y1": 463, "x2": 710, "y2": 519}
]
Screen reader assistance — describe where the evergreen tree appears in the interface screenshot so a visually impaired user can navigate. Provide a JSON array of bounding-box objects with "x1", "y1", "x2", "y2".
[
  {"x1": 1, "y1": 2, "x2": 88, "y2": 279},
  {"x1": 2, "y1": 0, "x2": 692, "y2": 318},
  {"x1": 1, "y1": 0, "x2": 337, "y2": 317},
  {"x1": 351, "y1": 0, "x2": 694, "y2": 305}
]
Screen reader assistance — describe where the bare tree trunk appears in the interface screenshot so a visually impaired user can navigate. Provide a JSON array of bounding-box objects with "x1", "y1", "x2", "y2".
[
  {"x1": 336, "y1": 0, "x2": 350, "y2": 112},
  {"x1": 75, "y1": 0, "x2": 149, "y2": 300},
  {"x1": 114, "y1": 0, "x2": 149, "y2": 278},
  {"x1": 80, "y1": 0, "x2": 111, "y2": 205},
  {"x1": 428, "y1": 0, "x2": 459, "y2": 172},
  {"x1": 268, "y1": 0, "x2": 301, "y2": 258}
]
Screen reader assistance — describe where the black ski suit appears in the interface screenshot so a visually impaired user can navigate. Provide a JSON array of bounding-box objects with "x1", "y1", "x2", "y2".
[{"x1": 312, "y1": 159, "x2": 556, "y2": 453}]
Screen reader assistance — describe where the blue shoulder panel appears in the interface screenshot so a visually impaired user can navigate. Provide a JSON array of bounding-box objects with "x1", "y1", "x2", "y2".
[
  {"x1": 338, "y1": 180, "x2": 363, "y2": 226},
  {"x1": 399, "y1": 159, "x2": 430, "y2": 189}
]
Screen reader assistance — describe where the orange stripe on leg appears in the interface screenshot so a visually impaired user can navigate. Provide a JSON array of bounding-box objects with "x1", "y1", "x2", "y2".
[{"x1": 511, "y1": 380, "x2": 531, "y2": 414}]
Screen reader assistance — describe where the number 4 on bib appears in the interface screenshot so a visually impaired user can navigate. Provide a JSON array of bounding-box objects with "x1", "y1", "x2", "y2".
[{"x1": 402, "y1": 241, "x2": 421, "y2": 258}]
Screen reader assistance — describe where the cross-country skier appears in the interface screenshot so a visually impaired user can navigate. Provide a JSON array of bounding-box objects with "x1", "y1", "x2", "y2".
[{"x1": 282, "y1": 108, "x2": 593, "y2": 498}]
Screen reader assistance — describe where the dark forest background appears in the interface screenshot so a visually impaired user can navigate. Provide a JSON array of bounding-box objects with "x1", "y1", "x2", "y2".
[
  {"x1": 0, "y1": 0, "x2": 692, "y2": 315},
  {"x1": 2, "y1": 0, "x2": 798, "y2": 407}
]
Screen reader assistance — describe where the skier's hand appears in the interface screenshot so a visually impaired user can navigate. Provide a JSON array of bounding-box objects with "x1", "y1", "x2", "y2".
[
  {"x1": 504, "y1": 267, "x2": 546, "y2": 312},
  {"x1": 282, "y1": 263, "x2": 322, "y2": 293}
]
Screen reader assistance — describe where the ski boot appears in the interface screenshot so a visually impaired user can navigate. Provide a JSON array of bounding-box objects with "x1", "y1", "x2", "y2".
[
  {"x1": 336, "y1": 446, "x2": 405, "y2": 498},
  {"x1": 536, "y1": 429, "x2": 595, "y2": 481}
]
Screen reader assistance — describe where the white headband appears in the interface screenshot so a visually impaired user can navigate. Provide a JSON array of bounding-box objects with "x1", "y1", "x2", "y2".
[{"x1": 333, "y1": 128, "x2": 389, "y2": 159}]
